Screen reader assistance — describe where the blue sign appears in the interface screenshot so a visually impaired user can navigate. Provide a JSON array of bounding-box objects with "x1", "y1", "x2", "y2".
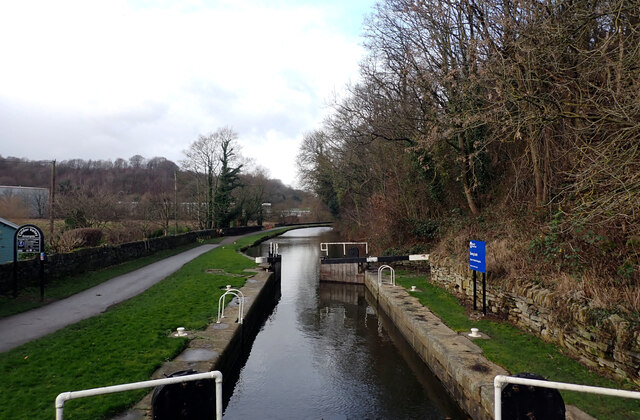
[{"x1": 469, "y1": 240, "x2": 486, "y2": 273}]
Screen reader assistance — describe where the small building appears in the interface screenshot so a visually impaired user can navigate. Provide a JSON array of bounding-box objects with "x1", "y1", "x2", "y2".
[
  {"x1": 0, "y1": 217, "x2": 19, "y2": 264},
  {"x1": 281, "y1": 208, "x2": 311, "y2": 218},
  {"x1": 261, "y1": 202, "x2": 272, "y2": 216},
  {"x1": 0, "y1": 186, "x2": 50, "y2": 218}
]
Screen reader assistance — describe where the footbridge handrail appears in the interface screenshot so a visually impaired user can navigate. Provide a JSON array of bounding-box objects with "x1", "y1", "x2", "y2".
[
  {"x1": 494, "y1": 375, "x2": 640, "y2": 420},
  {"x1": 320, "y1": 242, "x2": 368, "y2": 257},
  {"x1": 55, "y1": 371, "x2": 223, "y2": 420}
]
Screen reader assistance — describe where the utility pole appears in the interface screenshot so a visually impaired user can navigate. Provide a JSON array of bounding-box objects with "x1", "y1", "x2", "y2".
[
  {"x1": 174, "y1": 170, "x2": 178, "y2": 235},
  {"x1": 49, "y1": 160, "x2": 56, "y2": 247}
]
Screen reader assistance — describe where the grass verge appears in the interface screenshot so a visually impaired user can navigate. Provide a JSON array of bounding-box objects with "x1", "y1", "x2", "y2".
[
  {"x1": 0, "y1": 239, "x2": 223, "y2": 319},
  {"x1": 395, "y1": 273, "x2": 640, "y2": 419},
  {"x1": 0, "y1": 232, "x2": 270, "y2": 420},
  {"x1": 0, "y1": 225, "x2": 323, "y2": 319}
]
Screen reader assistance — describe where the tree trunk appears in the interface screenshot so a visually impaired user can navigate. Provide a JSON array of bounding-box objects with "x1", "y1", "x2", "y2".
[
  {"x1": 530, "y1": 138, "x2": 546, "y2": 207},
  {"x1": 207, "y1": 162, "x2": 213, "y2": 229},
  {"x1": 458, "y1": 133, "x2": 480, "y2": 216}
]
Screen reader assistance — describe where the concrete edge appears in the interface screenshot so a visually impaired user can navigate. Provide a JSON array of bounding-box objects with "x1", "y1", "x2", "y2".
[
  {"x1": 364, "y1": 272, "x2": 596, "y2": 420},
  {"x1": 114, "y1": 266, "x2": 278, "y2": 419}
]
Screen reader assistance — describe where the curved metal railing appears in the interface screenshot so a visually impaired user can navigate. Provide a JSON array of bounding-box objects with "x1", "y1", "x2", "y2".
[
  {"x1": 377, "y1": 265, "x2": 395, "y2": 286},
  {"x1": 217, "y1": 285, "x2": 245, "y2": 324}
]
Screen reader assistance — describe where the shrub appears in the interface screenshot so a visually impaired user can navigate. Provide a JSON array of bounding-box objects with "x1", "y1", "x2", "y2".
[
  {"x1": 55, "y1": 230, "x2": 85, "y2": 253},
  {"x1": 105, "y1": 223, "x2": 145, "y2": 244},
  {"x1": 64, "y1": 209, "x2": 89, "y2": 229},
  {"x1": 55, "y1": 228, "x2": 103, "y2": 252},
  {"x1": 147, "y1": 228, "x2": 165, "y2": 239},
  {"x1": 410, "y1": 218, "x2": 440, "y2": 241},
  {"x1": 76, "y1": 228, "x2": 103, "y2": 247}
]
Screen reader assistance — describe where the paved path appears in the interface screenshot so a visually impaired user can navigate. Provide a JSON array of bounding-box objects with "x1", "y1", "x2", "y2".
[{"x1": 0, "y1": 232, "x2": 265, "y2": 353}]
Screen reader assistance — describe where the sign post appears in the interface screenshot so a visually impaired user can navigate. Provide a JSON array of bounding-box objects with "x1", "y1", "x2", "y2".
[
  {"x1": 469, "y1": 240, "x2": 487, "y2": 315},
  {"x1": 13, "y1": 224, "x2": 46, "y2": 300}
]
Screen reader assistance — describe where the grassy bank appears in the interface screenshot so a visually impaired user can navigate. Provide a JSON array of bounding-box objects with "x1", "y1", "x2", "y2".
[
  {"x1": 0, "y1": 224, "x2": 326, "y2": 319},
  {"x1": 395, "y1": 273, "x2": 640, "y2": 419},
  {"x1": 0, "y1": 239, "x2": 224, "y2": 319},
  {"x1": 0, "y1": 230, "x2": 282, "y2": 420}
]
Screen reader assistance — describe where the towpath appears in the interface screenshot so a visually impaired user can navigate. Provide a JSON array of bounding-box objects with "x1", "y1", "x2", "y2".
[{"x1": 0, "y1": 232, "x2": 266, "y2": 353}]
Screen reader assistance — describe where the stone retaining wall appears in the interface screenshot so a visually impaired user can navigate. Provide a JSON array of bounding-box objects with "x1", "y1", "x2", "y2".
[
  {"x1": 365, "y1": 271, "x2": 504, "y2": 419},
  {"x1": 429, "y1": 255, "x2": 640, "y2": 387}
]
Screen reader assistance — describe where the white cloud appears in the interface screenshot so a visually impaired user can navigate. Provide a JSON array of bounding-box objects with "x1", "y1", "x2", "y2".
[{"x1": 0, "y1": 0, "x2": 371, "y2": 186}]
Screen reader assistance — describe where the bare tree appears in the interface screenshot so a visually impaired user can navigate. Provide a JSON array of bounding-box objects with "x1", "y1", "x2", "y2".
[
  {"x1": 358, "y1": 0, "x2": 491, "y2": 215},
  {"x1": 181, "y1": 126, "x2": 241, "y2": 229},
  {"x1": 237, "y1": 166, "x2": 269, "y2": 226}
]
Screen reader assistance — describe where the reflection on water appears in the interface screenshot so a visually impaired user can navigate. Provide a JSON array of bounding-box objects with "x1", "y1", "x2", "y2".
[{"x1": 224, "y1": 227, "x2": 466, "y2": 419}]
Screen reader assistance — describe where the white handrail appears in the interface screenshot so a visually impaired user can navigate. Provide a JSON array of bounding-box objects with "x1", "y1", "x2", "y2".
[
  {"x1": 494, "y1": 375, "x2": 640, "y2": 420},
  {"x1": 55, "y1": 370, "x2": 223, "y2": 420},
  {"x1": 217, "y1": 286, "x2": 245, "y2": 324},
  {"x1": 320, "y1": 242, "x2": 368, "y2": 257},
  {"x1": 377, "y1": 265, "x2": 395, "y2": 286}
]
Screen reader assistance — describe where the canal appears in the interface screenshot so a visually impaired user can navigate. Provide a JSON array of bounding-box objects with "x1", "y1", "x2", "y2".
[{"x1": 225, "y1": 227, "x2": 467, "y2": 419}]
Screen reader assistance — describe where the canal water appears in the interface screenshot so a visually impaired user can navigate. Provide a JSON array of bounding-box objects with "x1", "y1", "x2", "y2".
[{"x1": 225, "y1": 227, "x2": 466, "y2": 419}]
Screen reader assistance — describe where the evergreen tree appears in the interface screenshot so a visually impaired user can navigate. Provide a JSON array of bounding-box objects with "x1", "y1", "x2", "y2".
[{"x1": 214, "y1": 138, "x2": 243, "y2": 228}]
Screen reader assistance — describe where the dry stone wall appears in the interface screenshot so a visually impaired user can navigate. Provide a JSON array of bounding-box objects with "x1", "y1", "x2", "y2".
[
  {"x1": 429, "y1": 255, "x2": 640, "y2": 387},
  {"x1": 0, "y1": 226, "x2": 262, "y2": 294}
]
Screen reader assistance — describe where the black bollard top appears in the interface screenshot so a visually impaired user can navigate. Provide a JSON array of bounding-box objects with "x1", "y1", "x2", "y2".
[{"x1": 501, "y1": 372, "x2": 566, "y2": 420}]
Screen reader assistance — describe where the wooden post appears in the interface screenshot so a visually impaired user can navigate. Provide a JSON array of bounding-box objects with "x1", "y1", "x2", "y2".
[
  {"x1": 174, "y1": 170, "x2": 178, "y2": 235},
  {"x1": 49, "y1": 160, "x2": 56, "y2": 247}
]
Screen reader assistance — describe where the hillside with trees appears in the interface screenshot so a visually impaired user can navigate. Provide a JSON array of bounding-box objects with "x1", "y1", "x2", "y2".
[
  {"x1": 0, "y1": 129, "x2": 329, "y2": 251},
  {"x1": 298, "y1": 0, "x2": 639, "y2": 314}
]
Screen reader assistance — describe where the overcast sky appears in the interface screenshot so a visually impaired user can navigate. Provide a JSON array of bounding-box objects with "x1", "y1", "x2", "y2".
[{"x1": 0, "y1": 0, "x2": 375, "y2": 187}]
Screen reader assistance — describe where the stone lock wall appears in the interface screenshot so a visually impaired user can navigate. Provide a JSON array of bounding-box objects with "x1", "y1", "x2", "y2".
[{"x1": 429, "y1": 255, "x2": 640, "y2": 387}]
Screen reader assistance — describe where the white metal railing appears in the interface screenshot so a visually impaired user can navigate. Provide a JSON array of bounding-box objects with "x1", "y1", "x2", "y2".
[
  {"x1": 494, "y1": 375, "x2": 640, "y2": 420},
  {"x1": 256, "y1": 242, "x2": 280, "y2": 264},
  {"x1": 55, "y1": 371, "x2": 223, "y2": 420},
  {"x1": 217, "y1": 285, "x2": 245, "y2": 324},
  {"x1": 377, "y1": 265, "x2": 395, "y2": 286},
  {"x1": 320, "y1": 242, "x2": 368, "y2": 257},
  {"x1": 366, "y1": 254, "x2": 429, "y2": 262}
]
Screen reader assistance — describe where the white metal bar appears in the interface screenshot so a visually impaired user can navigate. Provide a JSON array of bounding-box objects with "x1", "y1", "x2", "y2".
[
  {"x1": 217, "y1": 288, "x2": 245, "y2": 324},
  {"x1": 377, "y1": 265, "x2": 395, "y2": 286},
  {"x1": 217, "y1": 294, "x2": 226, "y2": 321},
  {"x1": 319, "y1": 242, "x2": 368, "y2": 246},
  {"x1": 494, "y1": 375, "x2": 640, "y2": 420},
  {"x1": 55, "y1": 371, "x2": 223, "y2": 420},
  {"x1": 408, "y1": 254, "x2": 429, "y2": 261},
  {"x1": 319, "y1": 242, "x2": 369, "y2": 256},
  {"x1": 494, "y1": 376, "x2": 503, "y2": 420}
]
